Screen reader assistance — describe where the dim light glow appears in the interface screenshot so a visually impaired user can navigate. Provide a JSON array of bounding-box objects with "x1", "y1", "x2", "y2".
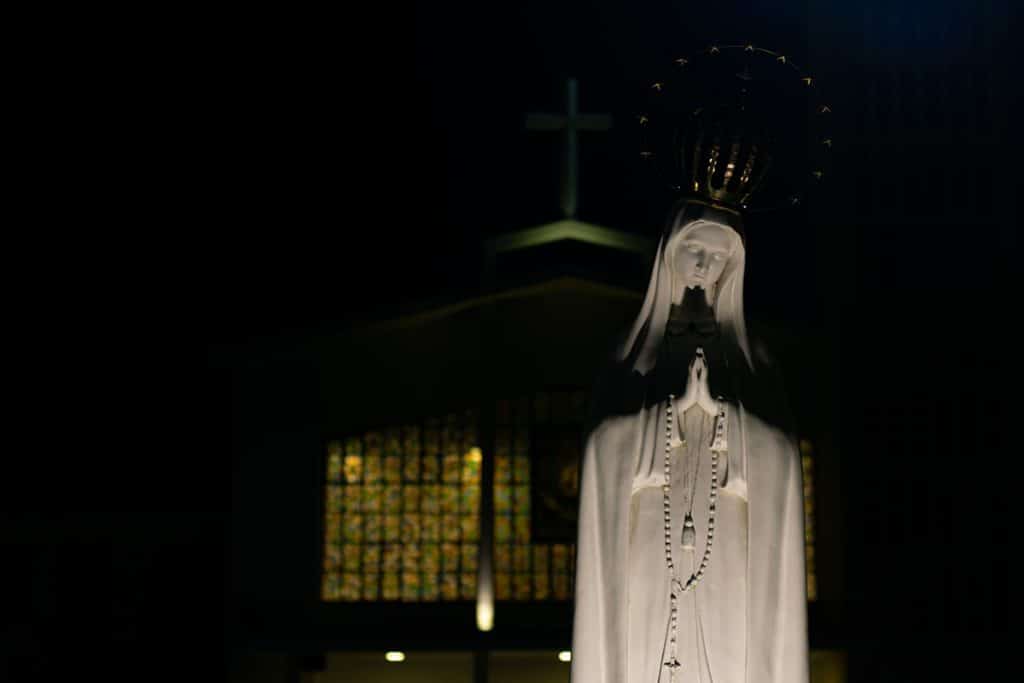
[
  {"x1": 559, "y1": 651, "x2": 572, "y2": 663},
  {"x1": 476, "y1": 600, "x2": 494, "y2": 632},
  {"x1": 385, "y1": 652, "x2": 406, "y2": 663},
  {"x1": 477, "y1": 565, "x2": 494, "y2": 631}
]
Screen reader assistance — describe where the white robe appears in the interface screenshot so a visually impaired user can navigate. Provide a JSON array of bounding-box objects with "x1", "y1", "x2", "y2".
[
  {"x1": 570, "y1": 397, "x2": 808, "y2": 683},
  {"x1": 628, "y1": 404, "x2": 746, "y2": 683},
  {"x1": 570, "y1": 200, "x2": 809, "y2": 683}
]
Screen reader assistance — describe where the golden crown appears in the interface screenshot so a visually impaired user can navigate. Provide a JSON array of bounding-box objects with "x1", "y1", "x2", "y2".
[{"x1": 638, "y1": 44, "x2": 832, "y2": 213}]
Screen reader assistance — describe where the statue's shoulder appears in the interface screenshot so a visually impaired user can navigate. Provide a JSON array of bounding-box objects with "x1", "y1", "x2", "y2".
[
  {"x1": 742, "y1": 408, "x2": 800, "y2": 466},
  {"x1": 585, "y1": 412, "x2": 643, "y2": 458}
]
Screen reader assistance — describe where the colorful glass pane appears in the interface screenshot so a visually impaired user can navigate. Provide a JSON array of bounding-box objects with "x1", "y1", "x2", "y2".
[
  {"x1": 534, "y1": 572, "x2": 550, "y2": 600},
  {"x1": 402, "y1": 513, "x2": 421, "y2": 542},
  {"x1": 345, "y1": 437, "x2": 362, "y2": 457},
  {"x1": 462, "y1": 449, "x2": 481, "y2": 483},
  {"x1": 362, "y1": 485, "x2": 382, "y2": 514},
  {"x1": 552, "y1": 544, "x2": 568, "y2": 573},
  {"x1": 343, "y1": 544, "x2": 361, "y2": 572},
  {"x1": 382, "y1": 544, "x2": 401, "y2": 572},
  {"x1": 441, "y1": 573, "x2": 458, "y2": 600},
  {"x1": 363, "y1": 574, "x2": 379, "y2": 600},
  {"x1": 326, "y1": 484, "x2": 342, "y2": 512},
  {"x1": 422, "y1": 573, "x2": 440, "y2": 601},
  {"x1": 323, "y1": 543, "x2": 341, "y2": 571},
  {"x1": 441, "y1": 543, "x2": 459, "y2": 573},
  {"x1": 461, "y1": 485, "x2": 480, "y2": 514},
  {"x1": 442, "y1": 515, "x2": 460, "y2": 542},
  {"x1": 532, "y1": 545, "x2": 550, "y2": 573},
  {"x1": 495, "y1": 516, "x2": 512, "y2": 544},
  {"x1": 363, "y1": 545, "x2": 381, "y2": 571},
  {"x1": 383, "y1": 485, "x2": 401, "y2": 514},
  {"x1": 362, "y1": 433, "x2": 381, "y2": 457},
  {"x1": 460, "y1": 516, "x2": 479, "y2": 542},
  {"x1": 421, "y1": 454, "x2": 439, "y2": 482},
  {"x1": 322, "y1": 571, "x2": 340, "y2": 601},
  {"x1": 442, "y1": 454, "x2": 461, "y2": 483},
  {"x1": 514, "y1": 514, "x2": 531, "y2": 543},
  {"x1": 514, "y1": 574, "x2": 531, "y2": 600},
  {"x1": 344, "y1": 486, "x2": 361, "y2": 514},
  {"x1": 384, "y1": 455, "x2": 401, "y2": 483},
  {"x1": 421, "y1": 485, "x2": 440, "y2": 514},
  {"x1": 422, "y1": 514, "x2": 440, "y2": 542},
  {"x1": 495, "y1": 456, "x2": 512, "y2": 484},
  {"x1": 461, "y1": 572, "x2": 477, "y2": 600},
  {"x1": 553, "y1": 573, "x2": 570, "y2": 600},
  {"x1": 513, "y1": 485, "x2": 531, "y2": 514},
  {"x1": 495, "y1": 484, "x2": 512, "y2": 513},
  {"x1": 325, "y1": 513, "x2": 341, "y2": 543},
  {"x1": 365, "y1": 515, "x2": 382, "y2": 543},
  {"x1": 422, "y1": 544, "x2": 440, "y2": 574},
  {"x1": 513, "y1": 456, "x2": 530, "y2": 483},
  {"x1": 344, "y1": 515, "x2": 363, "y2": 543},
  {"x1": 384, "y1": 514, "x2": 400, "y2": 542},
  {"x1": 440, "y1": 485, "x2": 459, "y2": 514},
  {"x1": 327, "y1": 451, "x2": 343, "y2": 483},
  {"x1": 382, "y1": 573, "x2": 400, "y2": 600},
  {"x1": 342, "y1": 573, "x2": 361, "y2": 601},
  {"x1": 344, "y1": 455, "x2": 363, "y2": 484},
  {"x1": 403, "y1": 485, "x2": 421, "y2": 512},
  {"x1": 402, "y1": 572, "x2": 421, "y2": 601},
  {"x1": 496, "y1": 572, "x2": 511, "y2": 600},
  {"x1": 404, "y1": 454, "x2": 421, "y2": 482},
  {"x1": 460, "y1": 544, "x2": 478, "y2": 573},
  {"x1": 513, "y1": 545, "x2": 530, "y2": 572},
  {"x1": 403, "y1": 543, "x2": 420, "y2": 571},
  {"x1": 495, "y1": 545, "x2": 512, "y2": 571},
  {"x1": 364, "y1": 454, "x2": 382, "y2": 483}
]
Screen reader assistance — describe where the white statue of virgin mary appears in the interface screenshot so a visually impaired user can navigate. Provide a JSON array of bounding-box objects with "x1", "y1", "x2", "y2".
[{"x1": 570, "y1": 198, "x2": 809, "y2": 683}]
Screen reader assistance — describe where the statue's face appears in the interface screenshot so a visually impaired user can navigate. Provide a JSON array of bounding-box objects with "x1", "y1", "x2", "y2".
[{"x1": 672, "y1": 222, "x2": 734, "y2": 296}]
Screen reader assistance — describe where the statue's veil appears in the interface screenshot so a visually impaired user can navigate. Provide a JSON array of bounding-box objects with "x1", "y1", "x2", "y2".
[{"x1": 616, "y1": 199, "x2": 753, "y2": 377}]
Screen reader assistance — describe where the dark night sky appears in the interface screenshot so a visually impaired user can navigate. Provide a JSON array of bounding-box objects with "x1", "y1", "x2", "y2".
[
  {"x1": 156, "y1": 0, "x2": 1011, "y2": 346},
  {"x1": 176, "y1": 1, "x2": 833, "y2": 342}
]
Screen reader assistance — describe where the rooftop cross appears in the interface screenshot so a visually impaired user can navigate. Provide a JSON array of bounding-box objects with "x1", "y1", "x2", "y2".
[{"x1": 525, "y1": 78, "x2": 612, "y2": 219}]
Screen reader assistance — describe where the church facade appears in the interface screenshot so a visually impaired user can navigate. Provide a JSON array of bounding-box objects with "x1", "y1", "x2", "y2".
[{"x1": 225, "y1": 219, "x2": 844, "y2": 682}]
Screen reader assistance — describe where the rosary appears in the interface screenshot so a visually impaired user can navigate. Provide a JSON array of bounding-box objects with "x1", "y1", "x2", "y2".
[{"x1": 662, "y1": 389, "x2": 728, "y2": 679}]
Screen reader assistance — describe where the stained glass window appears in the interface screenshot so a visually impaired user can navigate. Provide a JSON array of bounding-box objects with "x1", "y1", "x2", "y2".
[
  {"x1": 800, "y1": 439, "x2": 818, "y2": 602},
  {"x1": 493, "y1": 392, "x2": 580, "y2": 602},
  {"x1": 322, "y1": 410, "x2": 480, "y2": 602}
]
